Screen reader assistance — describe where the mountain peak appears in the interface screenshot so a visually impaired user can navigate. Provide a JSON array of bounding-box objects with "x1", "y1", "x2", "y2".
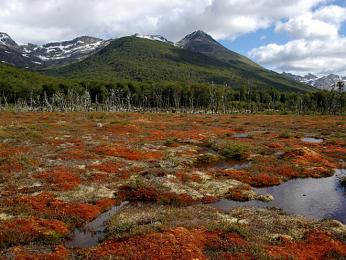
[
  {"x1": 0, "y1": 32, "x2": 19, "y2": 49},
  {"x1": 176, "y1": 30, "x2": 220, "y2": 49}
]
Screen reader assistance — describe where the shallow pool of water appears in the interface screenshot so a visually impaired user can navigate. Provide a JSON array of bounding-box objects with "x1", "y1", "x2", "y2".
[
  {"x1": 215, "y1": 161, "x2": 252, "y2": 170},
  {"x1": 65, "y1": 201, "x2": 128, "y2": 248},
  {"x1": 301, "y1": 137, "x2": 324, "y2": 143},
  {"x1": 232, "y1": 133, "x2": 249, "y2": 138},
  {"x1": 211, "y1": 169, "x2": 346, "y2": 223}
]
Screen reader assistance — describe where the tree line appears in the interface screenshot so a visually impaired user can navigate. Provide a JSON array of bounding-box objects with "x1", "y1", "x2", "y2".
[{"x1": 0, "y1": 80, "x2": 345, "y2": 115}]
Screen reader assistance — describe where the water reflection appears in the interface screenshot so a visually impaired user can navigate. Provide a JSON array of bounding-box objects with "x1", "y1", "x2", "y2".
[
  {"x1": 301, "y1": 137, "x2": 323, "y2": 143},
  {"x1": 65, "y1": 202, "x2": 129, "y2": 248},
  {"x1": 212, "y1": 169, "x2": 346, "y2": 223}
]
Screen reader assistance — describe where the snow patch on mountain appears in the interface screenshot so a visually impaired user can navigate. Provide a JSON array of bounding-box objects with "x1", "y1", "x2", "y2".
[
  {"x1": 134, "y1": 34, "x2": 173, "y2": 44},
  {"x1": 282, "y1": 72, "x2": 346, "y2": 90},
  {"x1": 0, "y1": 32, "x2": 19, "y2": 49},
  {"x1": 22, "y1": 36, "x2": 106, "y2": 61}
]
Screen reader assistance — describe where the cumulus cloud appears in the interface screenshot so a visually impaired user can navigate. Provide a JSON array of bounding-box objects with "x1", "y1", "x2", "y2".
[
  {"x1": 0, "y1": 0, "x2": 324, "y2": 44},
  {"x1": 1, "y1": 0, "x2": 345, "y2": 75},
  {"x1": 249, "y1": 4, "x2": 346, "y2": 75}
]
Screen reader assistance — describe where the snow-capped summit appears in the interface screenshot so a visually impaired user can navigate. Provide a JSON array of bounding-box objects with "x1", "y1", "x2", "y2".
[
  {"x1": 134, "y1": 34, "x2": 173, "y2": 44},
  {"x1": 0, "y1": 32, "x2": 108, "y2": 68},
  {"x1": 282, "y1": 72, "x2": 345, "y2": 90},
  {"x1": 0, "y1": 32, "x2": 19, "y2": 49},
  {"x1": 23, "y1": 36, "x2": 107, "y2": 61}
]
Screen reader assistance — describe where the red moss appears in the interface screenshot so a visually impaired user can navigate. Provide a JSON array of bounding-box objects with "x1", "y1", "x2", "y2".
[
  {"x1": 277, "y1": 164, "x2": 301, "y2": 178},
  {"x1": 287, "y1": 148, "x2": 336, "y2": 169},
  {"x1": 88, "y1": 227, "x2": 207, "y2": 259},
  {"x1": 215, "y1": 169, "x2": 252, "y2": 183},
  {"x1": 57, "y1": 147, "x2": 94, "y2": 160},
  {"x1": 13, "y1": 245, "x2": 70, "y2": 260},
  {"x1": 95, "y1": 146, "x2": 163, "y2": 161},
  {"x1": 226, "y1": 187, "x2": 251, "y2": 201},
  {"x1": 88, "y1": 227, "x2": 251, "y2": 259},
  {"x1": 266, "y1": 231, "x2": 346, "y2": 259},
  {"x1": 90, "y1": 161, "x2": 130, "y2": 179},
  {"x1": 266, "y1": 142, "x2": 284, "y2": 149},
  {"x1": 95, "y1": 198, "x2": 117, "y2": 211},
  {"x1": 204, "y1": 231, "x2": 248, "y2": 250},
  {"x1": 0, "y1": 218, "x2": 69, "y2": 246},
  {"x1": 303, "y1": 167, "x2": 333, "y2": 178},
  {"x1": 0, "y1": 144, "x2": 29, "y2": 158},
  {"x1": 34, "y1": 167, "x2": 81, "y2": 191},
  {"x1": 0, "y1": 144, "x2": 31, "y2": 173},
  {"x1": 13, "y1": 193, "x2": 101, "y2": 222},
  {"x1": 249, "y1": 173, "x2": 282, "y2": 187}
]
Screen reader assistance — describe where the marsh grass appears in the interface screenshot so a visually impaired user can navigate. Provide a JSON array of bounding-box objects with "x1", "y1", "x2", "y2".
[{"x1": 212, "y1": 140, "x2": 250, "y2": 160}]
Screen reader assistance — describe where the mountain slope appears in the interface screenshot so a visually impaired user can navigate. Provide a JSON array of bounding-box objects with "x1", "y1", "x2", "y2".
[
  {"x1": 0, "y1": 63, "x2": 65, "y2": 101},
  {"x1": 46, "y1": 35, "x2": 313, "y2": 92},
  {"x1": 176, "y1": 30, "x2": 260, "y2": 68}
]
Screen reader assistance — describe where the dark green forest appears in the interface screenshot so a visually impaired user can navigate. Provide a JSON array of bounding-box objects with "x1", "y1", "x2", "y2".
[{"x1": 0, "y1": 63, "x2": 344, "y2": 114}]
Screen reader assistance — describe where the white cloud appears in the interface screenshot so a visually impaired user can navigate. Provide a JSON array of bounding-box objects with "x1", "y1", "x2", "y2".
[
  {"x1": 0, "y1": 0, "x2": 325, "y2": 44},
  {"x1": 1, "y1": 0, "x2": 345, "y2": 75},
  {"x1": 249, "y1": 4, "x2": 346, "y2": 75}
]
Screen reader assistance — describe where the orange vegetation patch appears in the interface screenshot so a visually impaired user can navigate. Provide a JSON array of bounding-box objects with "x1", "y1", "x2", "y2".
[
  {"x1": 0, "y1": 144, "x2": 31, "y2": 173},
  {"x1": 204, "y1": 231, "x2": 248, "y2": 254},
  {"x1": 88, "y1": 227, "x2": 207, "y2": 259},
  {"x1": 226, "y1": 186, "x2": 252, "y2": 201},
  {"x1": 266, "y1": 231, "x2": 346, "y2": 260},
  {"x1": 249, "y1": 173, "x2": 282, "y2": 187},
  {"x1": 215, "y1": 169, "x2": 282, "y2": 188},
  {"x1": 12, "y1": 193, "x2": 101, "y2": 222},
  {"x1": 0, "y1": 218, "x2": 69, "y2": 246},
  {"x1": 175, "y1": 171, "x2": 203, "y2": 183},
  {"x1": 89, "y1": 161, "x2": 130, "y2": 179},
  {"x1": 0, "y1": 144, "x2": 29, "y2": 158},
  {"x1": 303, "y1": 167, "x2": 334, "y2": 178},
  {"x1": 12, "y1": 245, "x2": 70, "y2": 260},
  {"x1": 34, "y1": 167, "x2": 81, "y2": 191},
  {"x1": 323, "y1": 142, "x2": 346, "y2": 160},
  {"x1": 0, "y1": 158, "x2": 24, "y2": 174},
  {"x1": 286, "y1": 147, "x2": 336, "y2": 169},
  {"x1": 95, "y1": 146, "x2": 163, "y2": 161},
  {"x1": 95, "y1": 198, "x2": 117, "y2": 211},
  {"x1": 88, "y1": 228, "x2": 249, "y2": 259},
  {"x1": 105, "y1": 124, "x2": 141, "y2": 135},
  {"x1": 57, "y1": 147, "x2": 94, "y2": 160}
]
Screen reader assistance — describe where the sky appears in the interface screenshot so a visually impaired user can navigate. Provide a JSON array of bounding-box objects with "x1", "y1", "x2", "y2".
[{"x1": 0, "y1": 0, "x2": 346, "y2": 76}]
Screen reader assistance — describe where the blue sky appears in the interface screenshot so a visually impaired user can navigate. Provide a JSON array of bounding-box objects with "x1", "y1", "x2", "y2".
[
  {"x1": 224, "y1": 0, "x2": 346, "y2": 58},
  {"x1": 1, "y1": 0, "x2": 346, "y2": 75},
  {"x1": 220, "y1": 26, "x2": 291, "y2": 56}
]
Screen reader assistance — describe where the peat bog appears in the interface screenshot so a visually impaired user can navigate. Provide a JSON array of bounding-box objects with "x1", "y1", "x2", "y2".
[{"x1": 0, "y1": 112, "x2": 345, "y2": 259}]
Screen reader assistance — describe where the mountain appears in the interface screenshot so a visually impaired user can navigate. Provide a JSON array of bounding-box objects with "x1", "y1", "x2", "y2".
[
  {"x1": 0, "y1": 32, "x2": 41, "y2": 68},
  {"x1": 175, "y1": 31, "x2": 312, "y2": 92},
  {"x1": 176, "y1": 30, "x2": 260, "y2": 68},
  {"x1": 0, "y1": 32, "x2": 20, "y2": 49},
  {"x1": 46, "y1": 32, "x2": 313, "y2": 92},
  {"x1": 0, "y1": 33, "x2": 108, "y2": 68},
  {"x1": 282, "y1": 72, "x2": 346, "y2": 90}
]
